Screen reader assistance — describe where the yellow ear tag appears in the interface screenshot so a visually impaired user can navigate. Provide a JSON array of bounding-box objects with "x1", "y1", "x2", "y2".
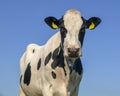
[
  {"x1": 89, "y1": 22, "x2": 95, "y2": 30},
  {"x1": 52, "y1": 22, "x2": 58, "y2": 29}
]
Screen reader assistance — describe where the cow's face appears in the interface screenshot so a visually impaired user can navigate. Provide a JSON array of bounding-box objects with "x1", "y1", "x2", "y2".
[{"x1": 45, "y1": 9, "x2": 101, "y2": 60}]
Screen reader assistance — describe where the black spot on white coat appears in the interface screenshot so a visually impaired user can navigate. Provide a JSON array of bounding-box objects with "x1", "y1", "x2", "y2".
[
  {"x1": 51, "y1": 59, "x2": 58, "y2": 69},
  {"x1": 37, "y1": 58, "x2": 41, "y2": 70},
  {"x1": 51, "y1": 71, "x2": 56, "y2": 79},
  {"x1": 33, "y1": 49, "x2": 35, "y2": 53},
  {"x1": 52, "y1": 47, "x2": 60, "y2": 60},
  {"x1": 51, "y1": 47, "x2": 67, "y2": 76},
  {"x1": 73, "y1": 58, "x2": 83, "y2": 75},
  {"x1": 45, "y1": 52, "x2": 52, "y2": 65},
  {"x1": 60, "y1": 27, "x2": 67, "y2": 44},
  {"x1": 79, "y1": 17, "x2": 86, "y2": 47},
  {"x1": 79, "y1": 28, "x2": 86, "y2": 47},
  {"x1": 24, "y1": 63, "x2": 31, "y2": 86},
  {"x1": 51, "y1": 46, "x2": 62, "y2": 69}
]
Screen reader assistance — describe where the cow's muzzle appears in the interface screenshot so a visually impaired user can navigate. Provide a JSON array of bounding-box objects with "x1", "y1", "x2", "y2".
[{"x1": 67, "y1": 48, "x2": 81, "y2": 58}]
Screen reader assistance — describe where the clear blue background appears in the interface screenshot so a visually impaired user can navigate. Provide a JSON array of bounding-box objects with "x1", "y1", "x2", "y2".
[{"x1": 0, "y1": 0, "x2": 120, "y2": 96}]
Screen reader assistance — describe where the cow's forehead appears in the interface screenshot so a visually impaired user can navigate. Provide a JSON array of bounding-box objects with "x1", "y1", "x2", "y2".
[
  {"x1": 63, "y1": 9, "x2": 83, "y2": 32},
  {"x1": 64, "y1": 9, "x2": 82, "y2": 16}
]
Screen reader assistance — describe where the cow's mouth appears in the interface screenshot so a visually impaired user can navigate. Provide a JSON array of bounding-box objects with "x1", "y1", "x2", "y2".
[{"x1": 68, "y1": 53, "x2": 79, "y2": 58}]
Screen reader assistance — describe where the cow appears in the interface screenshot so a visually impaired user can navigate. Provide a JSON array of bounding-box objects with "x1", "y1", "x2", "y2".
[{"x1": 19, "y1": 9, "x2": 101, "y2": 96}]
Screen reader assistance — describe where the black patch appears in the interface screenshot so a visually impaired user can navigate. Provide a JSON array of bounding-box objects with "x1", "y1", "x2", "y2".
[
  {"x1": 52, "y1": 47, "x2": 60, "y2": 60},
  {"x1": 37, "y1": 58, "x2": 41, "y2": 70},
  {"x1": 51, "y1": 71, "x2": 56, "y2": 79},
  {"x1": 51, "y1": 48, "x2": 63, "y2": 69},
  {"x1": 51, "y1": 59, "x2": 58, "y2": 69},
  {"x1": 20, "y1": 75, "x2": 22, "y2": 84},
  {"x1": 63, "y1": 67, "x2": 67, "y2": 76},
  {"x1": 45, "y1": 52, "x2": 52, "y2": 66},
  {"x1": 33, "y1": 49, "x2": 35, "y2": 53},
  {"x1": 79, "y1": 29, "x2": 86, "y2": 47},
  {"x1": 24, "y1": 63, "x2": 31, "y2": 86},
  {"x1": 79, "y1": 17, "x2": 86, "y2": 47},
  {"x1": 59, "y1": 17, "x2": 64, "y2": 27},
  {"x1": 73, "y1": 58, "x2": 83, "y2": 75},
  {"x1": 51, "y1": 48, "x2": 67, "y2": 76},
  {"x1": 59, "y1": 17, "x2": 67, "y2": 45},
  {"x1": 60, "y1": 27, "x2": 67, "y2": 45}
]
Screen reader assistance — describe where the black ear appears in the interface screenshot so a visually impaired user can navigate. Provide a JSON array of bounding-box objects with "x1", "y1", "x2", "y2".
[
  {"x1": 44, "y1": 16, "x2": 59, "y2": 29},
  {"x1": 86, "y1": 17, "x2": 101, "y2": 30}
]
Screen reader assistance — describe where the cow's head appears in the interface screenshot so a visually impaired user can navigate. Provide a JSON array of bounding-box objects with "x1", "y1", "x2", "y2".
[{"x1": 45, "y1": 9, "x2": 101, "y2": 61}]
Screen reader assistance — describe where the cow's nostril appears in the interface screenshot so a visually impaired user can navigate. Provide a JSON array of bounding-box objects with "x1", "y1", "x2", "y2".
[
  {"x1": 75, "y1": 48, "x2": 80, "y2": 53},
  {"x1": 67, "y1": 48, "x2": 80, "y2": 57},
  {"x1": 68, "y1": 48, "x2": 79, "y2": 53}
]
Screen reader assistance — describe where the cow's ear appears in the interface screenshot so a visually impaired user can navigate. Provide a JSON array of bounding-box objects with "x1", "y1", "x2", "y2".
[
  {"x1": 86, "y1": 17, "x2": 101, "y2": 30},
  {"x1": 44, "y1": 16, "x2": 59, "y2": 29}
]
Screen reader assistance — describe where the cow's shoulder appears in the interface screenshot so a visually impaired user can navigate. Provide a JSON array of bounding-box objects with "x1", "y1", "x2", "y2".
[
  {"x1": 20, "y1": 44, "x2": 41, "y2": 67},
  {"x1": 26, "y1": 44, "x2": 40, "y2": 53},
  {"x1": 25, "y1": 44, "x2": 39, "y2": 61}
]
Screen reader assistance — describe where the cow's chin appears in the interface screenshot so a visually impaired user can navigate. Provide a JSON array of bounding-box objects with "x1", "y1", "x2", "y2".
[
  {"x1": 69, "y1": 57, "x2": 79, "y2": 63},
  {"x1": 64, "y1": 49, "x2": 82, "y2": 61},
  {"x1": 65, "y1": 53, "x2": 80, "y2": 63}
]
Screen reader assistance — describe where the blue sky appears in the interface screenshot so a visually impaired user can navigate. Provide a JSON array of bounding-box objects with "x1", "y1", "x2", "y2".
[{"x1": 0, "y1": 0, "x2": 120, "y2": 96}]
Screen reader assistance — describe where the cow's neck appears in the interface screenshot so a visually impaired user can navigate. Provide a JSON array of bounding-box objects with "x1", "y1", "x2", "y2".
[
  {"x1": 61, "y1": 43, "x2": 83, "y2": 75},
  {"x1": 56, "y1": 44, "x2": 82, "y2": 76}
]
